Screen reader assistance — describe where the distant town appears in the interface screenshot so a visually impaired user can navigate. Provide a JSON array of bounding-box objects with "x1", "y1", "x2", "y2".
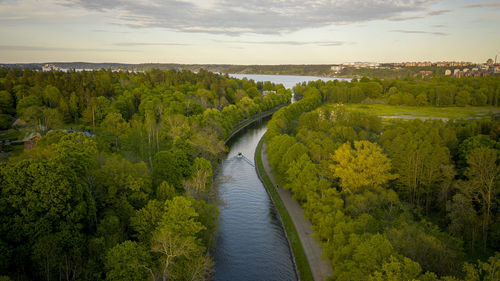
[
  {"x1": 2, "y1": 58, "x2": 499, "y2": 79},
  {"x1": 329, "y1": 57, "x2": 500, "y2": 78}
]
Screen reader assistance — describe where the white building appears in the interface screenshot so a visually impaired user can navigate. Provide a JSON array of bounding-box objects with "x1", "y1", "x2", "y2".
[{"x1": 330, "y1": 65, "x2": 343, "y2": 73}]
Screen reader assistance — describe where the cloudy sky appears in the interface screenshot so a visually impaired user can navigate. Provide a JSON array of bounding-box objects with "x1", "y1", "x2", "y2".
[{"x1": 0, "y1": 0, "x2": 499, "y2": 64}]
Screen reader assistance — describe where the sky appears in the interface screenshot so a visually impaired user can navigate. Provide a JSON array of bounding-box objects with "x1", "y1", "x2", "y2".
[{"x1": 0, "y1": 0, "x2": 499, "y2": 64}]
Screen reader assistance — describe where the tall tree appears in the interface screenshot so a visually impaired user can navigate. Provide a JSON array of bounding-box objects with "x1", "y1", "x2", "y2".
[
  {"x1": 101, "y1": 112, "x2": 129, "y2": 151},
  {"x1": 465, "y1": 147, "x2": 499, "y2": 250},
  {"x1": 330, "y1": 140, "x2": 396, "y2": 194}
]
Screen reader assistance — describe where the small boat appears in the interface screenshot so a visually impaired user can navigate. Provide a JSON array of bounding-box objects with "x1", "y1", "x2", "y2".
[{"x1": 237, "y1": 152, "x2": 243, "y2": 158}]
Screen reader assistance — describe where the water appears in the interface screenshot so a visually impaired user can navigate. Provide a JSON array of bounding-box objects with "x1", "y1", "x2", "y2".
[
  {"x1": 214, "y1": 120, "x2": 297, "y2": 281},
  {"x1": 229, "y1": 73, "x2": 351, "y2": 89},
  {"x1": 214, "y1": 74, "x2": 340, "y2": 280}
]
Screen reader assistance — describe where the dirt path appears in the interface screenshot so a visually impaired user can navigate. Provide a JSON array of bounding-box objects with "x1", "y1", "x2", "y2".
[{"x1": 261, "y1": 143, "x2": 333, "y2": 281}]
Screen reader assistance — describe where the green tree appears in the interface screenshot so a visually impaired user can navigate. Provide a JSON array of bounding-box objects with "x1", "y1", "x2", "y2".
[
  {"x1": 0, "y1": 157, "x2": 96, "y2": 279},
  {"x1": 455, "y1": 90, "x2": 471, "y2": 107},
  {"x1": 152, "y1": 148, "x2": 192, "y2": 189},
  {"x1": 331, "y1": 141, "x2": 396, "y2": 193},
  {"x1": 0, "y1": 90, "x2": 14, "y2": 115},
  {"x1": 68, "y1": 92, "x2": 79, "y2": 123},
  {"x1": 183, "y1": 157, "x2": 213, "y2": 201},
  {"x1": 95, "y1": 154, "x2": 152, "y2": 211},
  {"x1": 369, "y1": 256, "x2": 423, "y2": 281},
  {"x1": 101, "y1": 112, "x2": 129, "y2": 151},
  {"x1": 463, "y1": 252, "x2": 500, "y2": 281},
  {"x1": 465, "y1": 147, "x2": 499, "y2": 250},
  {"x1": 151, "y1": 196, "x2": 209, "y2": 281},
  {"x1": 42, "y1": 85, "x2": 61, "y2": 108},
  {"x1": 130, "y1": 200, "x2": 163, "y2": 244},
  {"x1": 105, "y1": 241, "x2": 153, "y2": 281},
  {"x1": 447, "y1": 191, "x2": 479, "y2": 253},
  {"x1": 156, "y1": 181, "x2": 177, "y2": 202},
  {"x1": 380, "y1": 121, "x2": 453, "y2": 210},
  {"x1": 416, "y1": 93, "x2": 429, "y2": 106}
]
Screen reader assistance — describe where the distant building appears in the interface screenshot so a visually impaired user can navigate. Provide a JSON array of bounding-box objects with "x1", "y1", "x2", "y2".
[
  {"x1": 24, "y1": 134, "x2": 41, "y2": 150},
  {"x1": 392, "y1": 61, "x2": 472, "y2": 68},
  {"x1": 330, "y1": 65, "x2": 343, "y2": 73},
  {"x1": 341, "y1": 62, "x2": 379, "y2": 69},
  {"x1": 445, "y1": 69, "x2": 452, "y2": 75},
  {"x1": 42, "y1": 64, "x2": 61, "y2": 71},
  {"x1": 419, "y1": 70, "x2": 433, "y2": 78},
  {"x1": 494, "y1": 64, "x2": 500, "y2": 74}
]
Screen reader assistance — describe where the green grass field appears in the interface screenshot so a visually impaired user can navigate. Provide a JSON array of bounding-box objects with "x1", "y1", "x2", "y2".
[
  {"x1": 255, "y1": 138, "x2": 314, "y2": 281},
  {"x1": 341, "y1": 104, "x2": 500, "y2": 120}
]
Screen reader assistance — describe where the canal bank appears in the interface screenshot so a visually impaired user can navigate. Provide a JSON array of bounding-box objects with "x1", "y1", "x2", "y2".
[
  {"x1": 256, "y1": 139, "x2": 334, "y2": 281},
  {"x1": 224, "y1": 104, "x2": 287, "y2": 144},
  {"x1": 255, "y1": 138, "x2": 313, "y2": 281}
]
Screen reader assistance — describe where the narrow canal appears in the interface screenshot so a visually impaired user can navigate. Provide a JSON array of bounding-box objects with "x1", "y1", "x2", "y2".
[
  {"x1": 214, "y1": 74, "x2": 349, "y2": 280},
  {"x1": 213, "y1": 119, "x2": 297, "y2": 281}
]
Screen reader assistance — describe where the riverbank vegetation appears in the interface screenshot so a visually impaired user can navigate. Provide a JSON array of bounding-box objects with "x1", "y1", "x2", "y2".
[
  {"x1": 0, "y1": 68, "x2": 291, "y2": 281},
  {"x1": 265, "y1": 76, "x2": 500, "y2": 280},
  {"x1": 255, "y1": 138, "x2": 313, "y2": 281}
]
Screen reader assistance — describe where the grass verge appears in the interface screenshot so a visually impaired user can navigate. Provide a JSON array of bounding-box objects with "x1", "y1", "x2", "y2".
[
  {"x1": 343, "y1": 104, "x2": 500, "y2": 119},
  {"x1": 255, "y1": 137, "x2": 314, "y2": 281}
]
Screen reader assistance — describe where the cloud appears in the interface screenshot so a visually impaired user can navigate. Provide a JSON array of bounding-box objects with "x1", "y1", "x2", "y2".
[
  {"x1": 114, "y1": 42, "x2": 189, "y2": 46},
  {"x1": 218, "y1": 40, "x2": 349, "y2": 47},
  {"x1": 427, "y1": 9, "x2": 451, "y2": 15},
  {"x1": 0, "y1": 45, "x2": 135, "y2": 52},
  {"x1": 462, "y1": 1, "x2": 500, "y2": 8},
  {"x1": 388, "y1": 8, "x2": 450, "y2": 21},
  {"x1": 391, "y1": 30, "x2": 448, "y2": 36},
  {"x1": 92, "y1": 29, "x2": 131, "y2": 34},
  {"x1": 60, "y1": 0, "x2": 440, "y2": 35}
]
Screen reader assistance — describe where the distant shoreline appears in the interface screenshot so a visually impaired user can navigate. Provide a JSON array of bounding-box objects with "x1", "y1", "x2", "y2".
[{"x1": 2, "y1": 62, "x2": 496, "y2": 79}]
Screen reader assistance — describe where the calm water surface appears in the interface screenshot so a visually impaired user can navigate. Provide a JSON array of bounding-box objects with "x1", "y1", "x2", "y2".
[
  {"x1": 215, "y1": 74, "x2": 343, "y2": 280},
  {"x1": 214, "y1": 119, "x2": 296, "y2": 281},
  {"x1": 229, "y1": 73, "x2": 351, "y2": 89}
]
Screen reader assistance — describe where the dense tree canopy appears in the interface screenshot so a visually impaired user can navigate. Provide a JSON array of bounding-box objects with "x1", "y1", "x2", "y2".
[
  {"x1": 265, "y1": 77, "x2": 500, "y2": 281},
  {"x1": 0, "y1": 68, "x2": 290, "y2": 281}
]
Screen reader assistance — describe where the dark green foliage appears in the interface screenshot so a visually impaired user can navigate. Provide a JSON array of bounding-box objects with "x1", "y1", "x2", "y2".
[
  {"x1": 153, "y1": 148, "x2": 192, "y2": 190},
  {"x1": 265, "y1": 83, "x2": 500, "y2": 281},
  {"x1": 0, "y1": 68, "x2": 291, "y2": 280},
  {"x1": 104, "y1": 241, "x2": 152, "y2": 281},
  {"x1": 294, "y1": 76, "x2": 500, "y2": 107}
]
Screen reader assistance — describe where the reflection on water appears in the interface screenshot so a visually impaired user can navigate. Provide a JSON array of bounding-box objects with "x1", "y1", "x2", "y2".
[
  {"x1": 213, "y1": 120, "x2": 297, "y2": 281},
  {"x1": 229, "y1": 73, "x2": 351, "y2": 89}
]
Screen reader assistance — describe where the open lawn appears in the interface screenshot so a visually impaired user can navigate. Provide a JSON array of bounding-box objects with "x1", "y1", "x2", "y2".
[{"x1": 342, "y1": 104, "x2": 500, "y2": 121}]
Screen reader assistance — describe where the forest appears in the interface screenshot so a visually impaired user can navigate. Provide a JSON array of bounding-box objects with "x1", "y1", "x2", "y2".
[
  {"x1": 2, "y1": 68, "x2": 500, "y2": 281},
  {"x1": 0, "y1": 68, "x2": 291, "y2": 281},
  {"x1": 265, "y1": 76, "x2": 500, "y2": 280}
]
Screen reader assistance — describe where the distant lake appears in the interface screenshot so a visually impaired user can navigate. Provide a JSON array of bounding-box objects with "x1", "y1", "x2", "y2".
[{"x1": 229, "y1": 73, "x2": 351, "y2": 89}]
